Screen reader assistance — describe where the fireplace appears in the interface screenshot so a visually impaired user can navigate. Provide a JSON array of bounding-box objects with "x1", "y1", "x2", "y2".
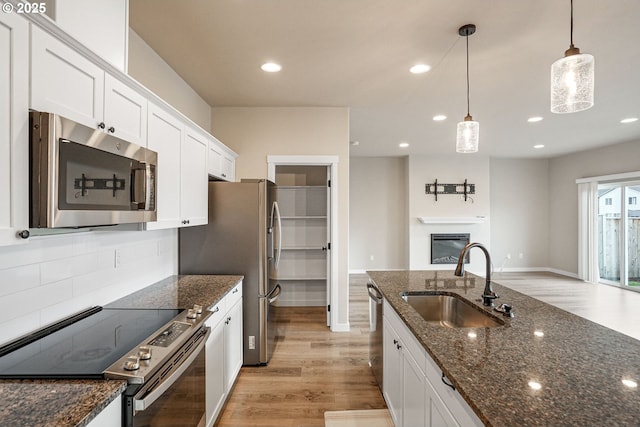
[{"x1": 431, "y1": 234, "x2": 470, "y2": 264}]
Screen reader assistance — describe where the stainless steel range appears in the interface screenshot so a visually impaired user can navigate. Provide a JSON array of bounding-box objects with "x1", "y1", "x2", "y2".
[{"x1": 0, "y1": 305, "x2": 211, "y2": 427}]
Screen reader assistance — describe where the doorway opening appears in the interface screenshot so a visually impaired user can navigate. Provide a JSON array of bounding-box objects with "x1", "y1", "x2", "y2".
[{"x1": 268, "y1": 156, "x2": 338, "y2": 327}]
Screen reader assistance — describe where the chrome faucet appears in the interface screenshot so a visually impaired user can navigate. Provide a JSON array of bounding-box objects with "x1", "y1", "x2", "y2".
[{"x1": 454, "y1": 242, "x2": 498, "y2": 307}]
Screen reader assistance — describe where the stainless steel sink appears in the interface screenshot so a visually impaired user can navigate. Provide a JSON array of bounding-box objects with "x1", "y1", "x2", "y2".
[{"x1": 400, "y1": 292, "x2": 504, "y2": 328}]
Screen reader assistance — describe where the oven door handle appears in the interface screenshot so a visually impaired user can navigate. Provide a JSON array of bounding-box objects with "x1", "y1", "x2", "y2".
[{"x1": 133, "y1": 327, "x2": 211, "y2": 412}]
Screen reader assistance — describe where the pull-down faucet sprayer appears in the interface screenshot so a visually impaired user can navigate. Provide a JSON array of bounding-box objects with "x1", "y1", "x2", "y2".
[{"x1": 454, "y1": 242, "x2": 498, "y2": 307}]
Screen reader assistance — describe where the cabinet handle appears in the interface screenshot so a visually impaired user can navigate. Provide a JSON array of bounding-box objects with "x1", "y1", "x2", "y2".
[
  {"x1": 98, "y1": 122, "x2": 106, "y2": 129},
  {"x1": 233, "y1": 288, "x2": 239, "y2": 294},
  {"x1": 441, "y1": 373, "x2": 456, "y2": 391},
  {"x1": 211, "y1": 306, "x2": 220, "y2": 313},
  {"x1": 17, "y1": 230, "x2": 30, "y2": 239},
  {"x1": 222, "y1": 173, "x2": 226, "y2": 178},
  {"x1": 396, "y1": 343, "x2": 402, "y2": 350},
  {"x1": 108, "y1": 126, "x2": 115, "y2": 133}
]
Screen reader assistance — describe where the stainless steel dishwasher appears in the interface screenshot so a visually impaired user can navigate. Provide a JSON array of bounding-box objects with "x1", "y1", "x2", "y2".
[{"x1": 367, "y1": 281, "x2": 383, "y2": 388}]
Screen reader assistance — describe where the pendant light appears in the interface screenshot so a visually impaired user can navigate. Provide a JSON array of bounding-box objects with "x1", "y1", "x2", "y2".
[
  {"x1": 456, "y1": 24, "x2": 479, "y2": 153},
  {"x1": 550, "y1": 0, "x2": 594, "y2": 114}
]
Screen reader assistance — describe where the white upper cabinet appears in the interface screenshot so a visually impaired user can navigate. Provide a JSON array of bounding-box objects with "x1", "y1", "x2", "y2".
[
  {"x1": 208, "y1": 139, "x2": 237, "y2": 182},
  {"x1": 103, "y1": 74, "x2": 147, "y2": 146},
  {"x1": 146, "y1": 103, "x2": 183, "y2": 230},
  {"x1": 0, "y1": 12, "x2": 29, "y2": 246},
  {"x1": 53, "y1": 0, "x2": 129, "y2": 72},
  {"x1": 30, "y1": 25, "x2": 146, "y2": 146},
  {"x1": 181, "y1": 127, "x2": 209, "y2": 227},
  {"x1": 31, "y1": 24, "x2": 104, "y2": 128}
]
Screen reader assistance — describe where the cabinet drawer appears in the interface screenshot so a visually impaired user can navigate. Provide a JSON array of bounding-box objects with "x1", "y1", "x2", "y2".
[
  {"x1": 226, "y1": 282, "x2": 243, "y2": 308},
  {"x1": 206, "y1": 298, "x2": 227, "y2": 328}
]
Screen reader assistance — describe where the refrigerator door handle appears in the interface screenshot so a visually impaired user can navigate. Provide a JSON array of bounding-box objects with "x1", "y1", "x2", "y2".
[
  {"x1": 271, "y1": 201, "x2": 282, "y2": 269},
  {"x1": 266, "y1": 284, "x2": 282, "y2": 304}
]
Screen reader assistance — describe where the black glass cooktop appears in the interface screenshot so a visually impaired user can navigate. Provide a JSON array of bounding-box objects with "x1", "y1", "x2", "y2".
[{"x1": 0, "y1": 308, "x2": 180, "y2": 379}]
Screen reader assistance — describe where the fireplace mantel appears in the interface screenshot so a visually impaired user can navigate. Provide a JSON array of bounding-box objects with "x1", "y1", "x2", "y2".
[{"x1": 418, "y1": 216, "x2": 485, "y2": 224}]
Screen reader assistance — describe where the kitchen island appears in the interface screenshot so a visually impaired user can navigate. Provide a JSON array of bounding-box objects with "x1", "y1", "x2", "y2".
[
  {"x1": 0, "y1": 274, "x2": 242, "y2": 427},
  {"x1": 368, "y1": 270, "x2": 640, "y2": 427}
]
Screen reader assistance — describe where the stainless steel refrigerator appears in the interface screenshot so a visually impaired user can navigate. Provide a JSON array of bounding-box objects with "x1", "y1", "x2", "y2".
[{"x1": 179, "y1": 179, "x2": 281, "y2": 365}]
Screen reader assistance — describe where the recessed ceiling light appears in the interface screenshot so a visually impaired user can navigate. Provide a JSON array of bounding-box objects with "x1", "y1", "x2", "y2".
[
  {"x1": 410, "y1": 64, "x2": 431, "y2": 74},
  {"x1": 533, "y1": 144, "x2": 545, "y2": 149},
  {"x1": 261, "y1": 62, "x2": 282, "y2": 72},
  {"x1": 399, "y1": 142, "x2": 409, "y2": 148},
  {"x1": 528, "y1": 116, "x2": 544, "y2": 123},
  {"x1": 620, "y1": 117, "x2": 638, "y2": 124},
  {"x1": 433, "y1": 115, "x2": 447, "y2": 121}
]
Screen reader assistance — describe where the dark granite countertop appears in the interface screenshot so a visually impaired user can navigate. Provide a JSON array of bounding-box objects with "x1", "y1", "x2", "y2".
[
  {"x1": 0, "y1": 274, "x2": 242, "y2": 427},
  {"x1": 367, "y1": 270, "x2": 640, "y2": 427}
]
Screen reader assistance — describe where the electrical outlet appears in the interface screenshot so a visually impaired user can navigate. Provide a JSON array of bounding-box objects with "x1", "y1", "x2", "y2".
[
  {"x1": 370, "y1": 255, "x2": 374, "y2": 261},
  {"x1": 519, "y1": 253, "x2": 524, "y2": 259},
  {"x1": 248, "y1": 335, "x2": 256, "y2": 349},
  {"x1": 114, "y1": 249, "x2": 122, "y2": 268}
]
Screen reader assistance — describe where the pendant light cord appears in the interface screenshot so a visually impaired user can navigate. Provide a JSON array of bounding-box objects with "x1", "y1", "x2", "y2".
[
  {"x1": 466, "y1": 33, "x2": 470, "y2": 117},
  {"x1": 570, "y1": 0, "x2": 574, "y2": 48}
]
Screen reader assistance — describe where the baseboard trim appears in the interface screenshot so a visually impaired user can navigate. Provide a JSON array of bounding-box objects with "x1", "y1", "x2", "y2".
[{"x1": 331, "y1": 322, "x2": 350, "y2": 332}]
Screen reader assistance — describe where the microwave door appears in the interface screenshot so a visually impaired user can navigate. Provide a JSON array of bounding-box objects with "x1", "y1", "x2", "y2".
[{"x1": 58, "y1": 140, "x2": 134, "y2": 211}]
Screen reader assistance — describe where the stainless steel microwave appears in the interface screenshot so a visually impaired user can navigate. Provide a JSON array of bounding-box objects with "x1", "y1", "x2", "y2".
[{"x1": 29, "y1": 110, "x2": 157, "y2": 228}]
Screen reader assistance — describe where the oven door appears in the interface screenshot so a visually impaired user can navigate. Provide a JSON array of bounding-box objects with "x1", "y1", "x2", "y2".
[{"x1": 124, "y1": 327, "x2": 210, "y2": 427}]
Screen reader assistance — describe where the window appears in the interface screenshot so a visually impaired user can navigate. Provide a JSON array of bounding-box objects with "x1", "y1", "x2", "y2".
[
  {"x1": 629, "y1": 196, "x2": 637, "y2": 205},
  {"x1": 605, "y1": 198, "x2": 613, "y2": 205}
]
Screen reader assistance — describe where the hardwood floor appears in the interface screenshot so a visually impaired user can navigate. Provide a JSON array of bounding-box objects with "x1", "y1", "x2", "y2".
[
  {"x1": 493, "y1": 271, "x2": 640, "y2": 341},
  {"x1": 215, "y1": 275, "x2": 386, "y2": 427}
]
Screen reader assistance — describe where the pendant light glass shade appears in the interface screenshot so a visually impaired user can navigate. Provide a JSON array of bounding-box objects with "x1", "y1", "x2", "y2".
[
  {"x1": 550, "y1": 51, "x2": 594, "y2": 113},
  {"x1": 550, "y1": 0, "x2": 594, "y2": 114},
  {"x1": 456, "y1": 115, "x2": 479, "y2": 153}
]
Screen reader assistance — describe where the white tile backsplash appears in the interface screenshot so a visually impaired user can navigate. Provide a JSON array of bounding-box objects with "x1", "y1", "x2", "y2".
[{"x1": 0, "y1": 228, "x2": 178, "y2": 345}]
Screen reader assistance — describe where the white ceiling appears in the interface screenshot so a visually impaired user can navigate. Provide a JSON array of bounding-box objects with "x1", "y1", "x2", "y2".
[{"x1": 129, "y1": 0, "x2": 640, "y2": 158}]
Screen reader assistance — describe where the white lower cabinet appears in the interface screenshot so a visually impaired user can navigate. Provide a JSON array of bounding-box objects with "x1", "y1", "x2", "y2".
[
  {"x1": 383, "y1": 300, "x2": 483, "y2": 427},
  {"x1": 205, "y1": 282, "x2": 243, "y2": 427},
  {"x1": 85, "y1": 396, "x2": 121, "y2": 427}
]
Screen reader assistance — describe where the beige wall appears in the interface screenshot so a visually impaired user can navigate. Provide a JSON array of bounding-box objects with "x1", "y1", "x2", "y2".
[
  {"x1": 490, "y1": 158, "x2": 549, "y2": 271},
  {"x1": 349, "y1": 157, "x2": 407, "y2": 271},
  {"x1": 408, "y1": 155, "x2": 491, "y2": 274},
  {"x1": 211, "y1": 107, "x2": 351, "y2": 329},
  {"x1": 548, "y1": 139, "x2": 640, "y2": 275},
  {"x1": 128, "y1": 30, "x2": 211, "y2": 131}
]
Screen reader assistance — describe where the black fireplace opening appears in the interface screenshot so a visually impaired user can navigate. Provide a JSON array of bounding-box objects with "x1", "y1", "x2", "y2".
[{"x1": 431, "y1": 234, "x2": 470, "y2": 264}]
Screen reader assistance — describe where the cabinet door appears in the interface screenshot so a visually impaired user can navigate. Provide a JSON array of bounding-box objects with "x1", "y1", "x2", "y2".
[
  {"x1": 181, "y1": 128, "x2": 209, "y2": 226},
  {"x1": 207, "y1": 142, "x2": 223, "y2": 179},
  {"x1": 220, "y1": 153, "x2": 235, "y2": 182},
  {"x1": 205, "y1": 320, "x2": 225, "y2": 427},
  {"x1": 53, "y1": 0, "x2": 128, "y2": 72},
  {"x1": 403, "y1": 350, "x2": 427, "y2": 427},
  {"x1": 425, "y1": 378, "x2": 459, "y2": 427},
  {"x1": 0, "y1": 12, "x2": 29, "y2": 246},
  {"x1": 146, "y1": 103, "x2": 183, "y2": 230},
  {"x1": 224, "y1": 298, "x2": 243, "y2": 393},
  {"x1": 85, "y1": 396, "x2": 122, "y2": 427},
  {"x1": 103, "y1": 74, "x2": 147, "y2": 145},
  {"x1": 383, "y1": 318, "x2": 403, "y2": 427},
  {"x1": 31, "y1": 25, "x2": 104, "y2": 128}
]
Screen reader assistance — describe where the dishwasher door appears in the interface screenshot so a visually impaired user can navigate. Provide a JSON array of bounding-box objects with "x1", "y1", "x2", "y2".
[{"x1": 367, "y1": 281, "x2": 383, "y2": 388}]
